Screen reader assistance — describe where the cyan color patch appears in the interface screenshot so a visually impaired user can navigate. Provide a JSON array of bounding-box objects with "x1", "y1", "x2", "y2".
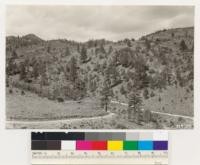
[{"x1": 138, "y1": 141, "x2": 153, "y2": 150}]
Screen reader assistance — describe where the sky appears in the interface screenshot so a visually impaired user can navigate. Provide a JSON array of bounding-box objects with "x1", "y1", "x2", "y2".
[{"x1": 6, "y1": 5, "x2": 194, "y2": 42}]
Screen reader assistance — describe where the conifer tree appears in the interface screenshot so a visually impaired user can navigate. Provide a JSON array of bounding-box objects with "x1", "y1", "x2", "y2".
[
  {"x1": 80, "y1": 46, "x2": 87, "y2": 63},
  {"x1": 19, "y1": 61, "x2": 26, "y2": 80},
  {"x1": 65, "y1": 47, "x2": 70, "y2": 56},
  {"x1": 127, "y1": 89, "x2": 142, "y2": 121},
  {"x1": 180, "y1": 40, "x2": 188, "y2": 51},
  {"x1": 100, "y1": 70, "x2": 113, "y2": 112},
  {"x1": 69, "y1": 57, "x2": 78, "y2": 83}
]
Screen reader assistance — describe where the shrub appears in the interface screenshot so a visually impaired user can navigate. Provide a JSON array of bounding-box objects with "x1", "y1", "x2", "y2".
[
  {"x1": 120, "y1": 85, "x2": 126, "y2": 95},
  {"x1": 21, "y1": 90, "x2": 25, "y2": 95},
  {"x1": 150, "y1": 91, "x2": 155, "y2": 97},
  {"x1": 143, "y1": 109, "x2": 151, "y2": 123},
  {"x1": 151, "y1": 113, "x2": 159, "y2": 122},
  {"x1": 9, "y1": 89, "x2": 13, "y2": 94},
  {"x1": 170, "y1": 120, "x2": 175, "y2": 127},
  {"x1": 116, "y1": 124, "x2": 128, "y2": 129},
  {"x1": 189, "y1": 84, "x2": 193, "y2": 91},
  {"x1": 155, "y1": 120, "x2": 164, "y2": 129},
  {"x1": 178, "y1": 117, "x2": 185, "y2": 123},
  {"x1": 57, "y1": 97, "x2": 64, "y2": 102}
]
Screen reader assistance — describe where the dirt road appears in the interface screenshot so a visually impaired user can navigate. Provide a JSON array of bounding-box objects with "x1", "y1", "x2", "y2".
[
  {"x1": 6, "y1": 112, "x2": 116, "y2": 129},
  {"x1": 111, "y1": 100, "x2": 193, "y2": 120}
]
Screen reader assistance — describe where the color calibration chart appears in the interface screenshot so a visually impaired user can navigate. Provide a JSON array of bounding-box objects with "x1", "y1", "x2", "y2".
[{"x1": 31, "y1": 132, "x2": 168, "y2": 165}]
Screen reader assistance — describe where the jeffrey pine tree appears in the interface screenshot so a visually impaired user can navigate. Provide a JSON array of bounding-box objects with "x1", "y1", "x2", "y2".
[
  {"x1": 69, "y1": 56, "x2": 78, "y2": 83},
  {"x1": 127, "y1": 89, "x2": 142, "y2": 122},
  {"x1": 80, "y1": 46, "x2": 87, "y2": 63},
  {"x1": 100, "y1": 69, "x2": 113, "y2": 112}
]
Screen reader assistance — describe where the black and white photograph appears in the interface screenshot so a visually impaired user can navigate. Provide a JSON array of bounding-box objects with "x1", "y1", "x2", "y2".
[{"x1": 6, "y1": 5, "x2": 194, "y2": 129}]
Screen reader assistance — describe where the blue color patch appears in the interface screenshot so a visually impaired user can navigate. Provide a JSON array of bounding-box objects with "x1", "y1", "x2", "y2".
[{"x1": 138, "y1": 141, "x2": 153, "y2": 150}]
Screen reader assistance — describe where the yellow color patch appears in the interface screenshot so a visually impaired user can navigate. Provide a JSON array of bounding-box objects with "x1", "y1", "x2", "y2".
[{"x1": 107, "y1": 141, "x2": 123, "y2": 150}]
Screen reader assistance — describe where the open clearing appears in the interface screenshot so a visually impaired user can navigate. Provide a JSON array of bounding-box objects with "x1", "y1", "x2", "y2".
[
  {"x1": 6, "y1": 88, "x2": 193, "y2": 129},
  {"x1": 6, "y1": 88, "x2": 107, "y2": 121}
]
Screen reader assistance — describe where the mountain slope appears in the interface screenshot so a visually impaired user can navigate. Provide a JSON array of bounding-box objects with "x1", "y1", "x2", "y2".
[{"x1": 6, "y1": 27, "x2": 194, "y2": 116}]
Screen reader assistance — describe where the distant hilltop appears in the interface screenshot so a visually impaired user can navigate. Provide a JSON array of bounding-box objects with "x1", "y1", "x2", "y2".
[{"x1": 6, "y1": 26, "x2": 194, "y2": 44}]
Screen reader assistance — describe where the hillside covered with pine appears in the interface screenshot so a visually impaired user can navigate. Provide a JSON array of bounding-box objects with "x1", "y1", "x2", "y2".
[{"x1": 6, "y1": 27, "x2": 194, "y2": 129}]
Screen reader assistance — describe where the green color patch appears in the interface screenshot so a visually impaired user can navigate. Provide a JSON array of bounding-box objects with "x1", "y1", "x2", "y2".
[{"x1": 123, "y1": 141, "x2": 138, "y2": 150}]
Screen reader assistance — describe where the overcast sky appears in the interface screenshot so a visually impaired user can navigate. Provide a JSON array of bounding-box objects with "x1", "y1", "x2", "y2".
[{"x1": 6, "y1": 5, "x2": 194, "y2": 42}]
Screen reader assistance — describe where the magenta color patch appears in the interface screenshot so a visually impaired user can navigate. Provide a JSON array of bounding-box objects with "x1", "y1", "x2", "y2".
[{"x1": 76, "y1": 140, "x2": 92, "y2": 150}]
